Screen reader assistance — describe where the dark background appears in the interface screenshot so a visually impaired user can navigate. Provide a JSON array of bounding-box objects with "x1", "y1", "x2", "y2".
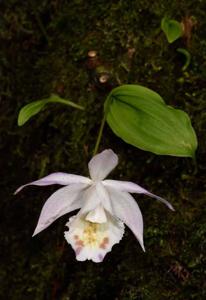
[{"x1": 0, "y1": 0, "x2": 206, "y2": 299}]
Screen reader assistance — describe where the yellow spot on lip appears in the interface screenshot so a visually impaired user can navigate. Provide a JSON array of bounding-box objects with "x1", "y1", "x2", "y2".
[{"x1": 82, "y1": 222, "x2": 99, "y2": 246}]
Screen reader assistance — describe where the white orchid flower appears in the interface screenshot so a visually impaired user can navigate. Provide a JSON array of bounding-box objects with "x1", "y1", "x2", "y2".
[{"x1": 15, "y1": 149, "x2": 174, "y2": 263}]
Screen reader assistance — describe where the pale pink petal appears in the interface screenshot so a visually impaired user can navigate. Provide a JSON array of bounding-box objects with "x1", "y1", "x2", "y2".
[
  {"x1": 14, "y1": 172, "x2": 91, "y2": 194},
  {"x1": 32, "y1": 183, "x2": 88, "y2": 236},
  {"x1": 103, "y1": 180, "x2": 174, "y2": 211},
  {"x1": 64, "y1": 213, "x2": 124, "y2": 263},
  {"x1": 88, "y1": 149, "x2": 118, "y2": 181},
  {"x1": 106, "y1": 186, "x2": 145, "y2": 251}
]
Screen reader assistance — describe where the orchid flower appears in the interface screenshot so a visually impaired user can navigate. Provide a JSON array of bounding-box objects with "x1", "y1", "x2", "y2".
[{"x1": 15, "y1": 149, "x2": 174, "y2": 263}]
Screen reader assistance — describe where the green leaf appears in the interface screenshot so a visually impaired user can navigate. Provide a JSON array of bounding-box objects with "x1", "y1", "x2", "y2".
[
  {"x1": 104, "y1": 85, "x2": 197, "y2": 158},
  {"x1": 161, "y1": 17, "x2": 183, "y2": 43},
  {"x1": 18, "y1": 94, "x2": 84, "y2": 126},
  {"x1": 177, "y1": 48, "x2": 191, "y2": 71}
]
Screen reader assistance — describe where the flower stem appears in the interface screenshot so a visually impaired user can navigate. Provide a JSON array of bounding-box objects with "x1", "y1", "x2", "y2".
[{"x1": 93, "y1": 114, "x2": 106, "y2": 156}]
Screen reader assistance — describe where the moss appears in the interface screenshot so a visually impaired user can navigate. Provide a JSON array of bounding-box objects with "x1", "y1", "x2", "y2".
[{"x1": 0, "y1": 0, "x2": 206, "y2": 299}]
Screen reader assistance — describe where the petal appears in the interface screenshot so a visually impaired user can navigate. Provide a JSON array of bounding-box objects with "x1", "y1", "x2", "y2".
[
  {"x1": 32, "y1": 183, "x2": 88, "y2": 236},
  {"x1": 103, "y1": 180, "x2": 174, "y2": 211},
  {"x1": 106, "y1": 186, "x2": 145, "y2": 251},
  {"x1": 14, "y1": 172, "x2": 91, "y2": 194},
  {"x1": 88, "y1": 149, "x2": 118, "y2": 181},
  {"x1": 64, "y1": 213, "x2": 124, "y2": 263}
]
